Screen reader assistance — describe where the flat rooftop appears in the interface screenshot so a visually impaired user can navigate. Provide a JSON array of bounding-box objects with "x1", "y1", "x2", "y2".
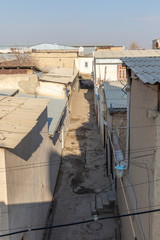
[
  {"x1": 40, "y1": 67, "x2": 79, "y2": 84},
  {"x1": 94, "y1": 50, "x2": 160, "y2": 59},
  {"x1": 0, "y1": 96, "x2": 49, "y2": 149},
  {"x1": 18, "y1": 94, "x2": 67, "y2": 136}
]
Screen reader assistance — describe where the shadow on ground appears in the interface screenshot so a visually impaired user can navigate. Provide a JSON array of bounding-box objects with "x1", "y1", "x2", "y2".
[{"x1": 45, "y1": 89, "x2": 117, "y2": 240}]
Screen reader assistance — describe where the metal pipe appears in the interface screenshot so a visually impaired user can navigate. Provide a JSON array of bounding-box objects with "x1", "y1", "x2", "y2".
[
  {"x1": 125, "y1": 68, "x2": 131, "y2": 169},
  {"x1": 125, "y1": 90, "x2": 130, "y2": 168},
  {"x1": 119, "y1": 178, "x2": 136, "y2": 238}
]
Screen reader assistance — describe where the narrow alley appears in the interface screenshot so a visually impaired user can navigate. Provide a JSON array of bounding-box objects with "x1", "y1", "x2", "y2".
[{"x1": 47, "y1": 88, "x2": 118, "y2": 240}]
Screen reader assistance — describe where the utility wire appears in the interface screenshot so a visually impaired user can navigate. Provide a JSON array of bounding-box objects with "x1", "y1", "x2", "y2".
[
  {"x1": 1, "y1": 174, "x2": 160, "y2": 220},
  {"x1": 0, "y1": 151, "x2": 154, "y2": 173},
  {"x1": 1, "y1": 208, "x2": 160, "y2": 238},
  {"x1": 0, "y1": 144, "x2": 156, "y2": 172},
  {"x1": 3, "y1": 202, "x2": 160, "y2": 233}
]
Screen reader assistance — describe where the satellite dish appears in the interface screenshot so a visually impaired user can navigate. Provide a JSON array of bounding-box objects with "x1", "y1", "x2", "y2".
[
  {"x1": 79, "y1": 47, "x2": 84, "y2": 53},
  {"x1": 155, "y1": 39, "x2": 160, "y2": 48}
]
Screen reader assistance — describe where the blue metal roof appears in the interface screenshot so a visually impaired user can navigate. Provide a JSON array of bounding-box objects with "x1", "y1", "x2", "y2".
[
  {"x1": 122, "y1": 57, "x2": 160, "y2": 84},
  {"x1": 104, "y1": 81, "x2": 127, "y2": 110},
  {"x1": 18, "y1": 94, "x2": 67, "y2": 135},
  {"x1": 30, "y1": 43, "x2": 77, "y2": 50}
]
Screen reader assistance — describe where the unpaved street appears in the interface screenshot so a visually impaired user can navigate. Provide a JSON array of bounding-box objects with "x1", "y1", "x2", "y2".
[{"x1": 47, "y1": 89, "x2": 118, "y2": 240}]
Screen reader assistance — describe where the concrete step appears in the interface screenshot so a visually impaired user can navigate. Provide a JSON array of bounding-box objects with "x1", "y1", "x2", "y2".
[
  {"x1": 101, "y1": 192, "x2": 109, "y2": 207},
  {"x1": 96, "y1": 196, "x2": 103, "y2": 213},
  {"x1": 108, "y1": 190, "x2": 116, "y2": 204},
  {"x1": 90, "y1": 201, "x2": 97, "y2": 215},
  {"x1": 111, "y1": 180, "x2": 115, "y2": 191},
  {"x1": 102, "y1": 192, "x2": 114, "y2": 213},
  {"x1": 90, "y1": 191, "x2": 116, "y2": 215}
]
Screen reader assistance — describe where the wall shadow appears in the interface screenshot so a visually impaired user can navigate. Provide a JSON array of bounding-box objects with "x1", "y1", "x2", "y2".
[
  {"x1": 0, "y1": 87, "x2": 116, "y2": 240},
  {"x1": 43, "y1": 88, "x2": 114, "y2": 239},
  {"x1": 9, "y1": 112, "x2": 45, "y2": 161}
]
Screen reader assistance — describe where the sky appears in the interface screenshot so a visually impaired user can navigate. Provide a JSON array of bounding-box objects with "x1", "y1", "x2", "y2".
[{"x1": 0, "y1": 0, "x2": 160, "y2": 49}]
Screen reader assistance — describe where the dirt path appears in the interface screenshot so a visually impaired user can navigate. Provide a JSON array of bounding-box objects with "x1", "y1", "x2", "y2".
[{"x1": 48, "y1": 89, "x2": 117, "y2": 240}]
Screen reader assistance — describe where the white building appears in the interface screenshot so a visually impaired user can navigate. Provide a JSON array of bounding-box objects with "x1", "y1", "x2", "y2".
[{"x1": 75, "y1": 53, "x2": 93, "y2": 78}]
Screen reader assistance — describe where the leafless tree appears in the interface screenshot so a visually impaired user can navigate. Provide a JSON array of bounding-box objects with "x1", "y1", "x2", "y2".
[
  {"x1": 15, "y1": 53, "x2": 32, "y2": 65},
  {"x1": 129, "y1": 41, "x2": 140, "y2": 50}
]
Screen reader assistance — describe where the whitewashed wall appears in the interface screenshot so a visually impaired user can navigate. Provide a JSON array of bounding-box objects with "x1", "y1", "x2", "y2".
[
  {"x1": 96, "y1": 64, "x2": 118, "y2": 81},
  {"x1": 37, "y1": 81, "x2": 66, "y2": 99},
  {"x1": 95, "y1": 58, "x2": 122, "y2": 82},
  {"x1": 75, "y1": 57, "x2": 93, "y2": 75}
]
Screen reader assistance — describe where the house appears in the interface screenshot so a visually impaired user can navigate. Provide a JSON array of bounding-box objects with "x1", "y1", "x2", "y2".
[
  {"x1": 0, "y1": 62, "x2": 76, "y2": 150},
  {"x1": 0, "y1": 46, "x2": 30, "y2": 54},
  {"x1": 0, "y1": 96, "x2": 58, "y2": 240},
  {"x1": 0, "y1": 53, "x2": 17, "y2": 63},
  {"x1": 115, "y1": 57, "x2": 160, "y2": 240},
  {"x1": 96, "y1": 45, "x2": 124, "y2": 51},
  {"x1": 75, "y1": 45, "x2": 124, "y2": 79},
  {"x1": 94, "y1": 50, "x2": 160, "y2": 136},
  {"x1": 18, "y1": 93, "x2": 69, "y2": 152},
  {"x1": 30, "y1": 43, "x2": 77, "y2": 51},
  {"x1": 73, "y1": 44, "x2": 124, "y2": 54},
  {"x1": 76, "y1": 52, "x2": 93, "y2": 79},
  {"x1": 94, "y1": 49, "x2": 160, "y2": 84},
  {"x1": 103, "y1": 81, "x2": 127, "y2": 166},
  {"x1": 97, "y1": 81, "x2": 127, "y2": 180},
  {"x1": 30, "y1": 43, "x2": 79, "y2": 70},
  {"x1": 0, "y1": 57, "x2": 39, "y2": 95},
  {"x1": 0, "y1": 57, "x2": 80, "y2": 113},
  {"x1": 37, "y1": 67, "x2": 79, "y2": 113}
]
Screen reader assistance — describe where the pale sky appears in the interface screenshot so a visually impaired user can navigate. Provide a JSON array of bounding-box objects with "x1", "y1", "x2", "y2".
[{"x1": 0, "y1": 0, "x2": 160, "y2": 49}]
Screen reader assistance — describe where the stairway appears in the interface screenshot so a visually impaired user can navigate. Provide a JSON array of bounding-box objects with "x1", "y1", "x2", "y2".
[{"x1": 90, "y1": 190, "x2": 116, "y2": 215}]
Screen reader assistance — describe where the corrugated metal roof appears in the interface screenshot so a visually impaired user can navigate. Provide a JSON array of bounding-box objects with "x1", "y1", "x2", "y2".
[
  {"x1": 83, "y1": 47, "x2": 95, "y2": 54},
  {"x1": 104, "y1": 81, "x2": 127, "y2": 110},
  {"x1": 94, "y1": 50, "x2": 160, "y2": 59},
  {"x1": 18, "y1": 94, "x2": 67, "y2": 136},
  {"x1": 30, "y1": 43, "x2": 77, "y2": 50},
  {"x1": 78, "y1": 53, "x2": 93, "y2": 58},
  {"x1": 122, "y1": 57, "x2": 160, "y2": 84},
  {"x1": 46, "y1": 97, "x2": 67, "y2": 135},
  {"x1": 0, "y1": 89, "x2": 19, "y2": 96},
  {"x1": 0, "y1": 54, "x2": 18, "y2": 63},
  {"x1": 40, "y1": 67, "x2": 79, "y2": 84},
  {"x1": 0, "y1": 97, "x2": 49, "y2": 149}
]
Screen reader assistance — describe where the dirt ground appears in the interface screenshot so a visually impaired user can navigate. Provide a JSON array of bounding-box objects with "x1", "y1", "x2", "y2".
[{"x1": 46, "y1": 89, "x2": 118, "y2": 240}]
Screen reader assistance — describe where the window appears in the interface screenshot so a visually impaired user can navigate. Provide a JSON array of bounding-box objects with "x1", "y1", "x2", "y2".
[
  {"x1": 85, "y1": 62, "x2": 88, "y2": 68},
  {"x1": 118, "y1": 65, "x2": 127, "y2": 80}
]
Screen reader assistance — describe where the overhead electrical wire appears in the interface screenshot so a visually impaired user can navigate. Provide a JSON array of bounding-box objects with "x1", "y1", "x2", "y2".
[
  {"x1": 0, "y1": 95, "x2": 159, "y2": 234},
  {"x1": 0, "y1": 146, "x2": 156, "y2": 173},
  {"x1": 1, "y1": 173, "x2": 160, "y2": 219},
  {"x1": 1, "y1": 208, "x2": 160, "y2": 238}
]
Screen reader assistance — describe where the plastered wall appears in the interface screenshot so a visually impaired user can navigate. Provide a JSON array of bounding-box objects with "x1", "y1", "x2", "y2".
[
  {"x1": 1, "y1": 108, "x2": 62, "y2": 240},
  {"x1": 0, "y1": 74, "x2": 39, "y2": 95},
  {"x1": 31, "y1": 52, "x2": 78, "y2": 70},
  {"x1": 118, "y1": 78, "x2": 158, "y2": 240}
]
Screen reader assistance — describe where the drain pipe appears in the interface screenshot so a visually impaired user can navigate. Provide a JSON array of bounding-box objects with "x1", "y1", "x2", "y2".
[
  {"x1": 125, "y1": 90, "x2": 130, "y2": 168},
  {"x1": 110, "y1": 104, "x2": 113, "y2": 135},
  {"x1": 119, "y1": 178, "x2": 136, "y2": 239},
  {"x1": 125, "y1": 69, "x2": 131, "y2": 169}
]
